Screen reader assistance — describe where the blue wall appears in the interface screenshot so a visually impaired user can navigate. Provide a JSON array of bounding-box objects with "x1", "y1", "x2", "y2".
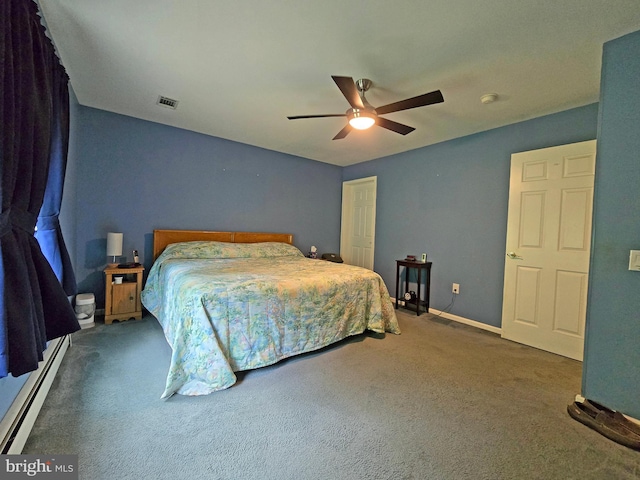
[
  {"x1": 70, "y1": 100, "x2": 600, "y2": 325},
  {"x1": 71, "y1": 106, "x2": 343, "y2": 305},
  {"x1": 343, "y1": 104, "x2": 599, "y2": 327},
  {"x1": 583, "y1": 30, "x2": 640, "y2": 419}
]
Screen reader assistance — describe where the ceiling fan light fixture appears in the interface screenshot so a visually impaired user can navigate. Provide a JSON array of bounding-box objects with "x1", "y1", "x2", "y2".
[
  {"x1": 347, "y1": 108, "x2": 376, "y2": 130},
  {"x1": 287, "y1": 76, "x2": 444, "y2": 140}
]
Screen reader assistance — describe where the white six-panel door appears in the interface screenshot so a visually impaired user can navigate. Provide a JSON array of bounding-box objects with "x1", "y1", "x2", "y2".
[
  {"x1": 340, "y1": 177, "x2": 377, "y2": 270},
  {"x1": 501, "y1": 140, "x2": 596, "y2": 360}
]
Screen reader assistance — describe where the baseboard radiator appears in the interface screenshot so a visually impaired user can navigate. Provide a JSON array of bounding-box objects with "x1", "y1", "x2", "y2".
[{"x1": 0, "y1": 335, "x2": 71, "y2": 454}]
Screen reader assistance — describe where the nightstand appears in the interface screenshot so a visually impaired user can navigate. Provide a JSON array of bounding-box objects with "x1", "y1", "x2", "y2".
[
  {"x1": 395, "y1": 259, "x2": 432, "y2": 316},
  {"x1": 103, "y1": 265, "x2": 144, "y2": 325}
]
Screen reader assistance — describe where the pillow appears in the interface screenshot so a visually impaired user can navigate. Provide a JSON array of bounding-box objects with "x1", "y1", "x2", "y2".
[{"x1": 159, "y1": 241, "x2": 304, "y2": 261}]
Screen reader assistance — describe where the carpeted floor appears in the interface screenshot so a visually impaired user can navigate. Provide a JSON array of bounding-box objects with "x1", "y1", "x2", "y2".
[{"x1": 23, "y1": 310, "x2": 640, "y2": 479}]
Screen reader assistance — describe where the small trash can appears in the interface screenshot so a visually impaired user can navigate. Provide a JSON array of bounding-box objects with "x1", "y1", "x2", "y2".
[{"x1": 75, "y1": 293, "x2": 95, "y2": 329}]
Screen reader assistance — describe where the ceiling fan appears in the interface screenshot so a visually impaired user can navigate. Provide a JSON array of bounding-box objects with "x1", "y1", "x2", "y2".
[{"x1": 287, "y1": 76, "x2": 444, "y2": 140}]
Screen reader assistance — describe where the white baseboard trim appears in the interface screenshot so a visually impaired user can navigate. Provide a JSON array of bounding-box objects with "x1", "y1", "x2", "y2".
[
  {"x1": 392, "y1": 298, "x2": 501, "y2": 335},
  {"x1": 429, "y1": 309, "x2": 502, "y2": 335},
  {"x1": 0, "y1": 335, "x2": 71, "y2": 454},
  {"x1": 625, "y1": 413, "x2": 640, "y2": 426}
]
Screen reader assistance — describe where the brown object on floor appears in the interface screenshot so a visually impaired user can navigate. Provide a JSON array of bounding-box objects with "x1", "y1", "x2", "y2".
[{"x1": 567, "y1": 398, "x2": 640, "y2": 451}]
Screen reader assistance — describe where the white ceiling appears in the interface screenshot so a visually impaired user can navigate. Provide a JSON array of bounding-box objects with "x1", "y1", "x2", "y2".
[{"x1": 39, "y1": 1, "x2": 640, "y2": 167}]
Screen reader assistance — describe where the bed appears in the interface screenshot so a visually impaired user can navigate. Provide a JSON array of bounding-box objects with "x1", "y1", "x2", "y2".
[{"x1": 141, "y1": 229, "x2": 400, "y2": 398}]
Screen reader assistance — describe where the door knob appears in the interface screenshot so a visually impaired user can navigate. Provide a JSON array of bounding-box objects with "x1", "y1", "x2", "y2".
[{"x1": 506, "y1": 251, "x2": 523, "y2": 260}]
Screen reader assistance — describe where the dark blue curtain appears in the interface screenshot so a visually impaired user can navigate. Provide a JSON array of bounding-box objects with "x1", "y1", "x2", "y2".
[
  {"x1": 35, "y1": 50, "x2": 77, "y2": 296},
  {"x1": 0, "y1": 0, "x2": 80, "y2": 378}
]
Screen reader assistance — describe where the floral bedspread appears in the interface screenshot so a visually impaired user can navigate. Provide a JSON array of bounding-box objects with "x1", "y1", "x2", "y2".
[{"x1": 141, "y1": 241, "x2": 400, "y2": 397}]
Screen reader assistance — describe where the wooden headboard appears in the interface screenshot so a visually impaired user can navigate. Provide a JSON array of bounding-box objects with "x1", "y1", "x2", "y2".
[{"x1": 152, "y1": 229, "x2": 294, "y2": 260}]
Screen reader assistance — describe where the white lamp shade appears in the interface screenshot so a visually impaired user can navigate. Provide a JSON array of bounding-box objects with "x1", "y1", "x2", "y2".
[{"x1": 106, "y1": 232, "x2": 123, "y2": 257}]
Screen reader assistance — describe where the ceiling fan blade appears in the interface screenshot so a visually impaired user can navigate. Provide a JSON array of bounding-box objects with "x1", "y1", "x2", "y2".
[
  {"x1": 376, "y1": 117, "x2": 415, "y2": 135},
  {"x1": 375, "y1": 90, "x2": 444, "y2": 115},
  {"x1": 332, "y1": 124, "x2": 352, "y2": 140},
  {"x1": 287, "y1": 114, "x2": 346, "y2": 120},
  {"x1": 332, "y1": 76, "x2": 365, "y2": 109}
]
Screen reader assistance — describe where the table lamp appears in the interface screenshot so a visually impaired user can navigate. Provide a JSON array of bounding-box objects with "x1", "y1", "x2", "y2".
[{"x1": 106, "y1": 232, "x2": 123, "y2": 267}]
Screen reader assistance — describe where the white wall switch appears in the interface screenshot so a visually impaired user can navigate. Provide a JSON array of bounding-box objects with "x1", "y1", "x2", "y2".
[{"x1": 629, "y1": 250, "x2": 640, "y2": 271}]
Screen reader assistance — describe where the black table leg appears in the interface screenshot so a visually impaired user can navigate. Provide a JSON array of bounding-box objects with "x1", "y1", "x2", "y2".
[
  {"x1": 395, "y1": 262, "x2": 400, "y2": 309},
  {"x1": 416, "y1": 267, "x2": 422, "y2": 315}
]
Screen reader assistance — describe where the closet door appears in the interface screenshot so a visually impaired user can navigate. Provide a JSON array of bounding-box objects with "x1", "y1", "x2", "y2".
[{"x1": 340, "y1": 176, "x2": 377, "y2": 270}]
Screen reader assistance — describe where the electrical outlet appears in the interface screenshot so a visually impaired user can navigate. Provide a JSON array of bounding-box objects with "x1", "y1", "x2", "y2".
[
  {"x1": 421, "y1": 253, "x2": 427, "y2": 262},
  {"x1": 452, "y1": 283, "x2": 460, "y2": 295}
]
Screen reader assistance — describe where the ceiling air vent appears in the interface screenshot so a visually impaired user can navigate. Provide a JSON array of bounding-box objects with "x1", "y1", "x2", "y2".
[{"x1": 156, "y1": 95, "x2": 179, "y2": 109}]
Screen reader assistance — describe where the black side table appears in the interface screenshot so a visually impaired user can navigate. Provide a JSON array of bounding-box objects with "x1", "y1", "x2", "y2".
[{"x1": 395, "y1": 260, "x2": 432, "y2": 316}]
